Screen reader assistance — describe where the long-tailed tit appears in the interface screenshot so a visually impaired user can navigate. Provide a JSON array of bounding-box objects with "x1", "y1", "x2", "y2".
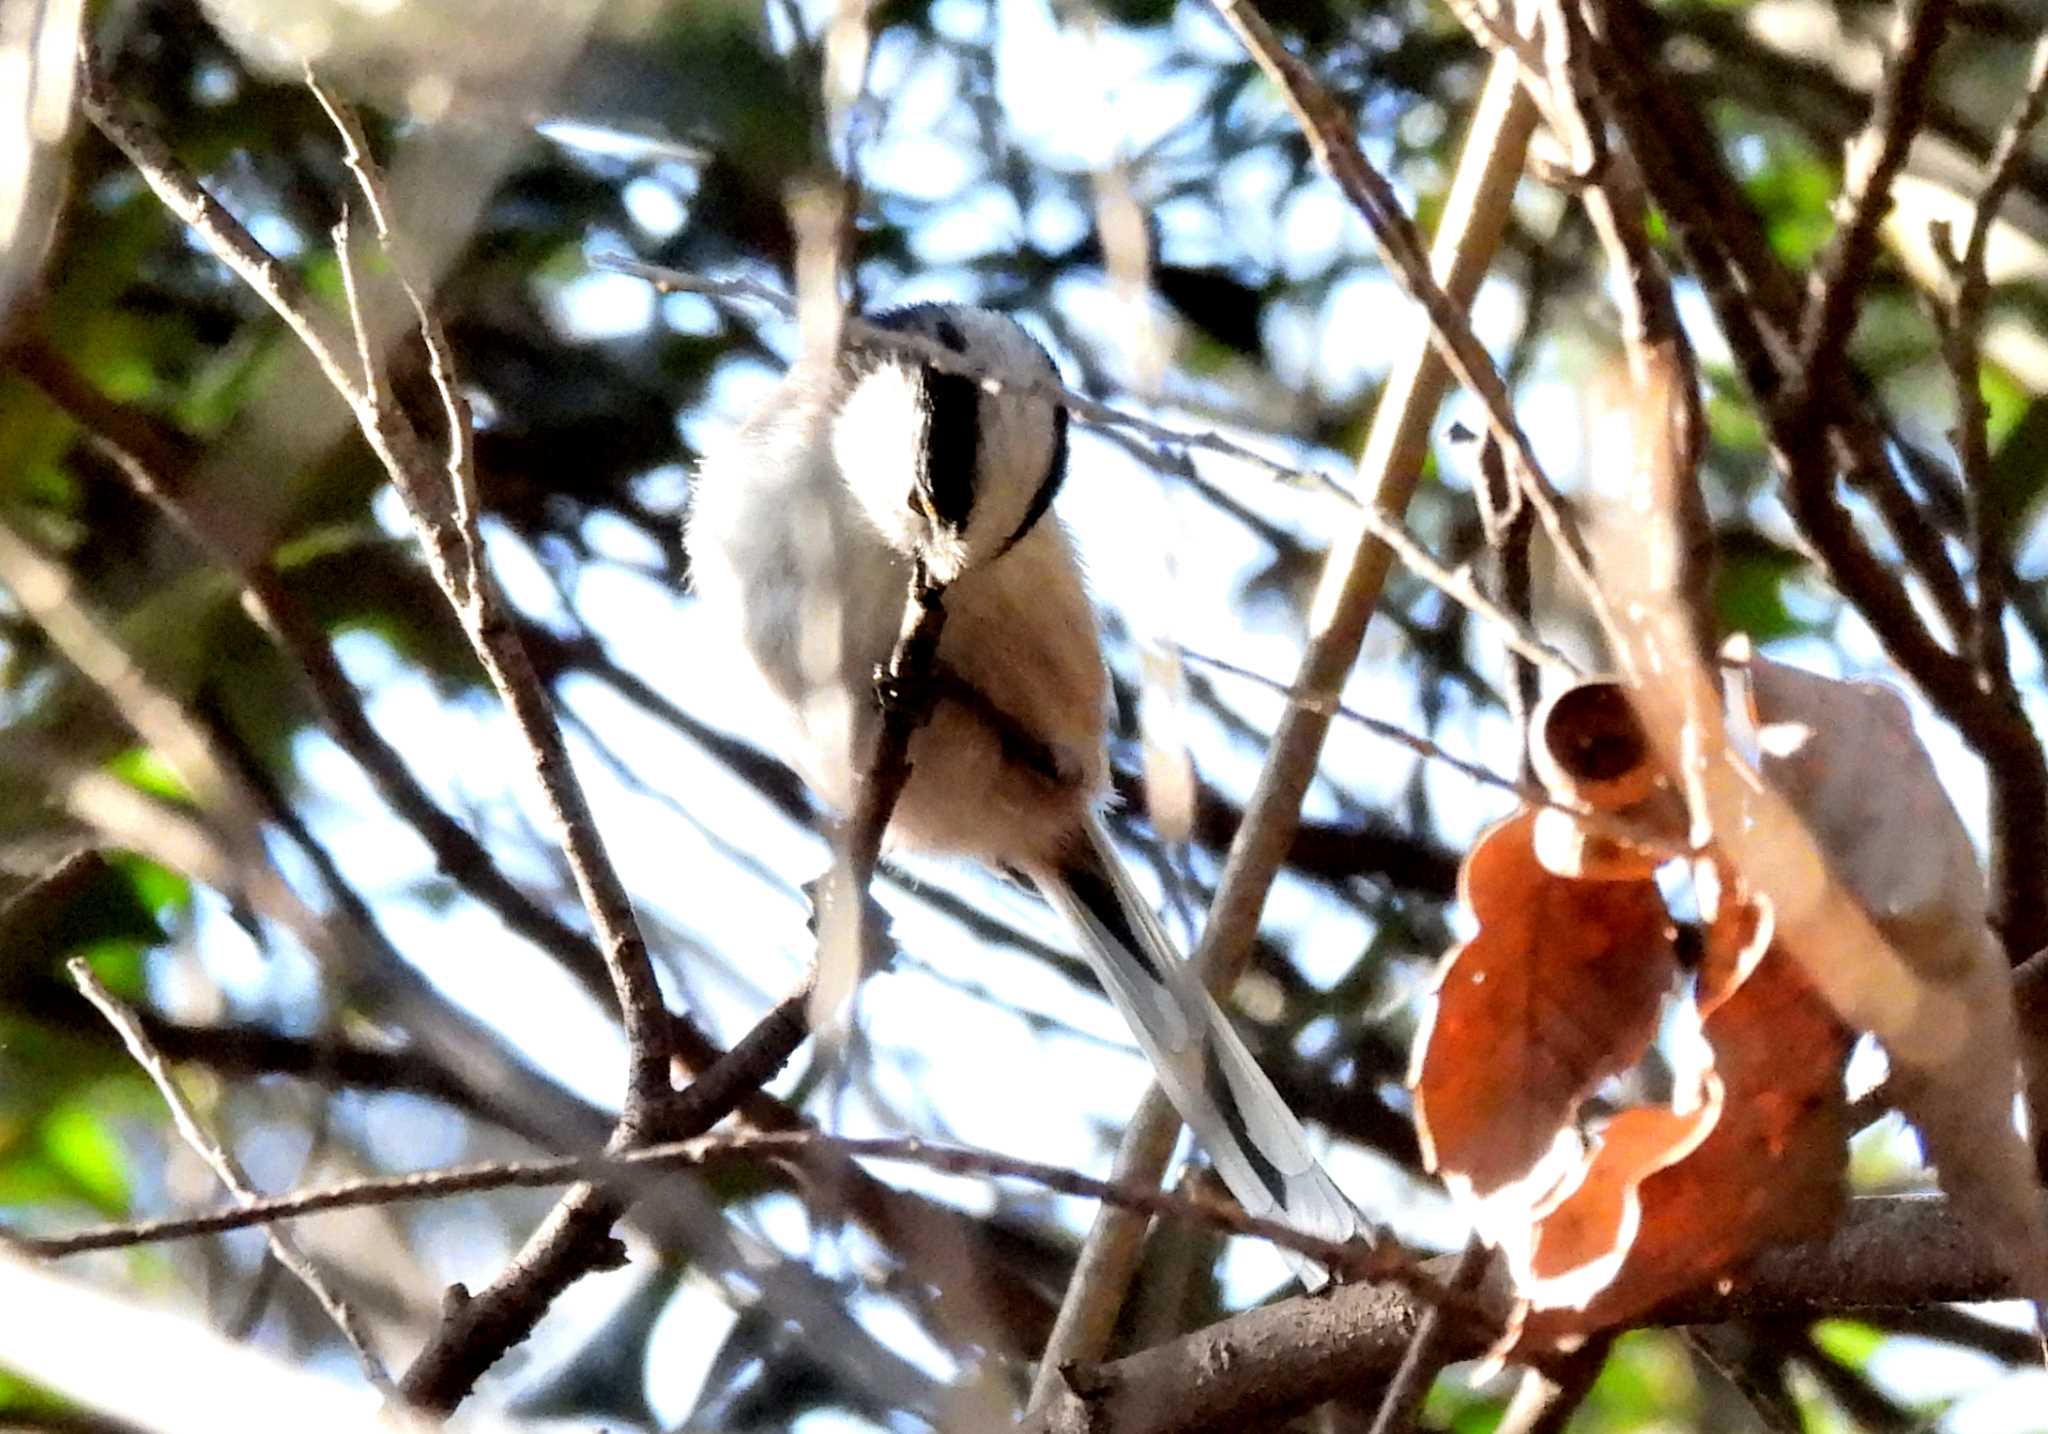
[{"x1": 685, "y1": 303, "x2": 1363, "y2": 1274}]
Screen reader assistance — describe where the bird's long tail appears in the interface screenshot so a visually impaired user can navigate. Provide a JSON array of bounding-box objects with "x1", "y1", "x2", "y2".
[{"x1": 1028, "y1": 811, "x2": 1365, "y2": 1284}]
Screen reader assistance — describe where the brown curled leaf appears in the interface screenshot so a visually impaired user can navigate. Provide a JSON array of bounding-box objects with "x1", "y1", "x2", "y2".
[
  {"x1": 1697, "y1": 862, "x2": 1774, "y2": 1017},
  {"x1": 1516, "y1": 948, "x2": 1852, "y2": 1344},
  {"x1": 1519, "y1": 1099, "x2": 1721, "y2": 1309},
  {"x1": 1530, "y1": 680, "x2": 1660, "y2": 812},
  {"x1": 1527, "y1": 679, "x2": 1689, "y2": 881},
  {"x1": 1413, "y1": 808, "x2": 1677, "y2": 1200}
]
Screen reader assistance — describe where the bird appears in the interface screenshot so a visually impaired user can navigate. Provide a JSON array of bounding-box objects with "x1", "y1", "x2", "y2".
[{"x1": 684, "y1": 300, "x2": 1363, "y2": 1276}]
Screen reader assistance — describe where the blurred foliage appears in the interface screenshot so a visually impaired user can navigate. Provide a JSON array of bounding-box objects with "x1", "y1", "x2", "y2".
[{"x1": 0, "y1": 0, "x2": 2044, "y2": 1428}]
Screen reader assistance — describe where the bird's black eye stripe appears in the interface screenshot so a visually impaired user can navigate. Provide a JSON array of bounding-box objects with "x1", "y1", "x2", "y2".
[
  {"x1": 994, "y1": 401, "x2": 1068, "y2": 560},
  {"x1": 916, "y1": 363, "x2": 981, "y2": 533}
]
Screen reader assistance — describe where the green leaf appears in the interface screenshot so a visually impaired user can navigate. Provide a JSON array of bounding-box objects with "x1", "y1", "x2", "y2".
[
  {"x1": 1715, "y1": 530, "x2": 1821, "y2": 641},
  {"x1": 105, "y1": 746, "x2": 193, "y2": 806},
  {"x1": 1811, "y1": 1318, "x2": 1886, "y2": 1368},
  {"x1": 40, "y1": 1097, "x2": 132, "y2": 1215},
  {"x1": 1989, "y1": 392, "x2": 2048, "y2": 529},
  {"x1": 69, "y1": 938, "x2": 149, "y2": 1001},
  {"x1": 113, "y1": 854, "x2": 191, "y2": 922}
]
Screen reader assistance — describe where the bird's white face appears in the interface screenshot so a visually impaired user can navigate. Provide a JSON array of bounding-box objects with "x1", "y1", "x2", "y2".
[{"x1": 829, "y1": 304, "x2": 1069, "y2": 584}]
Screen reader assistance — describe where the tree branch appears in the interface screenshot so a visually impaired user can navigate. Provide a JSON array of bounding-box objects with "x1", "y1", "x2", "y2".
[
  {"x1": 67, "y1": 959, "x2": 394, "y2": 1394},
  {"x1": 1021, "y1": 1195, "x2": 2040, "y2": 1434}
]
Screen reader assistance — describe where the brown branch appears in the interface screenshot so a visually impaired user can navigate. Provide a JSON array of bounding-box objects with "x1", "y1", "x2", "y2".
[
  {"x1": 810, "y1": 560, "x2": 951, "y2": 1015},
  {"x1": 1800, "y1": 0, "x2": 1957, "y2": 380},
  {"x1": 1951, "y1": 32, "x2": 2048, "y2": 668},
  {"x1": 401, "y1": 513, "x2": 947, "y2": 1413},
  {"x1": 1475, "y1": 436, "x2": 1539, "y2": 776},
  {"x1": 1364, "y1": 1241, "x2": 1487, "y2": 1434},
  {"x1": 1208, "y1": 0, "x2": 1604, "y2": 619},
  {"x1": 1021, "y1": 1195, "x2": 2042, "y2": 1434},
  {"x1": 0, "y1": 534, "x2": 937, "y2": 1404},
  {"x1": 80, "y1": 45, "x2": 672, "y2": 1107},
  {"x1": 74, "y1": 52, "x2": 741, "y2": 1408},
  {"x1": 1937, "y1": 33, "x2": 2048, "y2": 1010},
  {"x1": 67, "y1": 959, "x2": 395, "y2": 1394},
  {"x1": 6, "y1": 1129, "x2": 1455, "y2": 1303},
  {"x1": 1577, "y1": 0, "x2": 1970, "y2": 646},
  {"x1": 1585, "y1": 0, "x2": 2048, "y2": 962},
  {"x1": 395, "y1": 979, "x2": 816, "y2": 1412}
]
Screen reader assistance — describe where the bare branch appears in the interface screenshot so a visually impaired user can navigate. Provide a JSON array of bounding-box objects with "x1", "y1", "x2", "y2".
[
  {"x1": 1208, "y1": 0, "x2": 1605, "y2": 623},
  {"x1": 1020, "y1": 1194, "x2": 2048, "y2": 1434},
  {"x1": 1365, "y1": 1241, "x2": 1488, "y2": 1434},
  {"x1": 1585, "y1": 0, "x2": 2048, "y2": 961},
  {"x1": 67, "y1": 959, "x2": 395, "y2": 1394},
  {"x1": 4, "y1": 331, "x2": 624, "y2": 1014},
  {"x1": 80, "y1": 39, "x2": 672, "y2": 1109},
  {"x1": 599, "y1": 254, "x2": 1355, "y2": 504},
  {"x1": 1801, "y1": 0, "x2": 1957, "y2": 379},
  {"x1": 7, "y1": 1129, "x2": 1459, "y2": 1305},
  {"x1": 395, "y1": 980, "x2": 815, "y2": 1411}
]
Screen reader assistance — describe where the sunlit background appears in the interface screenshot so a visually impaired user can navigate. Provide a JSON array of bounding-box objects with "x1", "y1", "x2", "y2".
[{"x1": 6, "y1": 0, "x2": 2048, "y2": 1428}]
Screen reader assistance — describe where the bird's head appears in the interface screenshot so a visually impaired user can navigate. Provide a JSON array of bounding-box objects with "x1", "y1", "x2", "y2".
[{"x1": 830, "y1": 303, "x2": 1070, "y2": 583}]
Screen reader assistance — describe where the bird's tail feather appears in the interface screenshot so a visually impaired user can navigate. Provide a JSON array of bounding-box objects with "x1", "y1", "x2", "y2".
[{"x1": 1029, "y1": 811, "x2": 1364, "y2": 1284}]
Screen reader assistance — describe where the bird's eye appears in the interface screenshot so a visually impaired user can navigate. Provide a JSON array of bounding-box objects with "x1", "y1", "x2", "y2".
[{"x1": 934, "y1": 318, "x2": 966, "y2": 352}]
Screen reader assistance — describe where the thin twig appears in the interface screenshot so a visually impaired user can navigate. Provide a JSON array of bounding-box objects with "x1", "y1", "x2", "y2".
[
  {"x1": 600, "y1": 254, "x2": 1357, "y2": 503},
  {"x1": 1365, "y1": 1240, "x2": 1488, "y2": 1434},
  {"x1": 1475, "y1": 434, "x2": 1540, "y2": 778},
  {"x1": 305, "y1": 75, "x2": 669, "y2": 1107},
  {"x1": 1800, "y1": 0, "x2": 1958, "y2": 380},
  {"x1": 0, "y1": 521, "x2": 254, "y2": 832},
  {"x1": 1937, "y1": 31, "x2": 2048, "y2": 1155},
  {"x1": 1943, "y1": 31, "x2": 2048, "y2": 703},
  {"x1": 78, "y1": 54, "x2": 724, "y2": 1414},
  {"x1": 1180, "y1": 650, "x2": 1540, "y2": 803},
  {"x1": 3, "y1": 1128, "x2": 1464, "y2": 1304},
  {"x1": 1207, "y1": 0, "x2": 1608, "y2": 625},
  {"x1": 67, "y1": 959, "x2": 395, "y2": 1394},
  {"x1": 82, "y1": 45, "x2": 672, "y2": 1109},
  {"x1": 1182, "y1": 649, "x2": 1690, "y2": 858},
  {"x1": 395, "y1": 975, "x2": 816, "y2": 1412}
]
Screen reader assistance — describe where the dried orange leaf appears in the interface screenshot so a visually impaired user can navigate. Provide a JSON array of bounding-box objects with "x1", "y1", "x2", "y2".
[
  {"x1": 1696, "y1": 864, "x2": 1773, "y2": 1018},
  {"x1": 1519, "y1": 949, "x2": 1851, "y2": 1344},
  {"x1": 1519, "y1": 1099, "x2": 1721, "y2": 1309},
  {"x1": 1530, "y1": 681, "x2": 1661, "y2": 812},
  {"x1": 1527, "y1": 680, "x2": 1689, "y2": 882},
  {"x1": 1414, "y1": 809, "x2": 1677, "y2": 1200}
]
